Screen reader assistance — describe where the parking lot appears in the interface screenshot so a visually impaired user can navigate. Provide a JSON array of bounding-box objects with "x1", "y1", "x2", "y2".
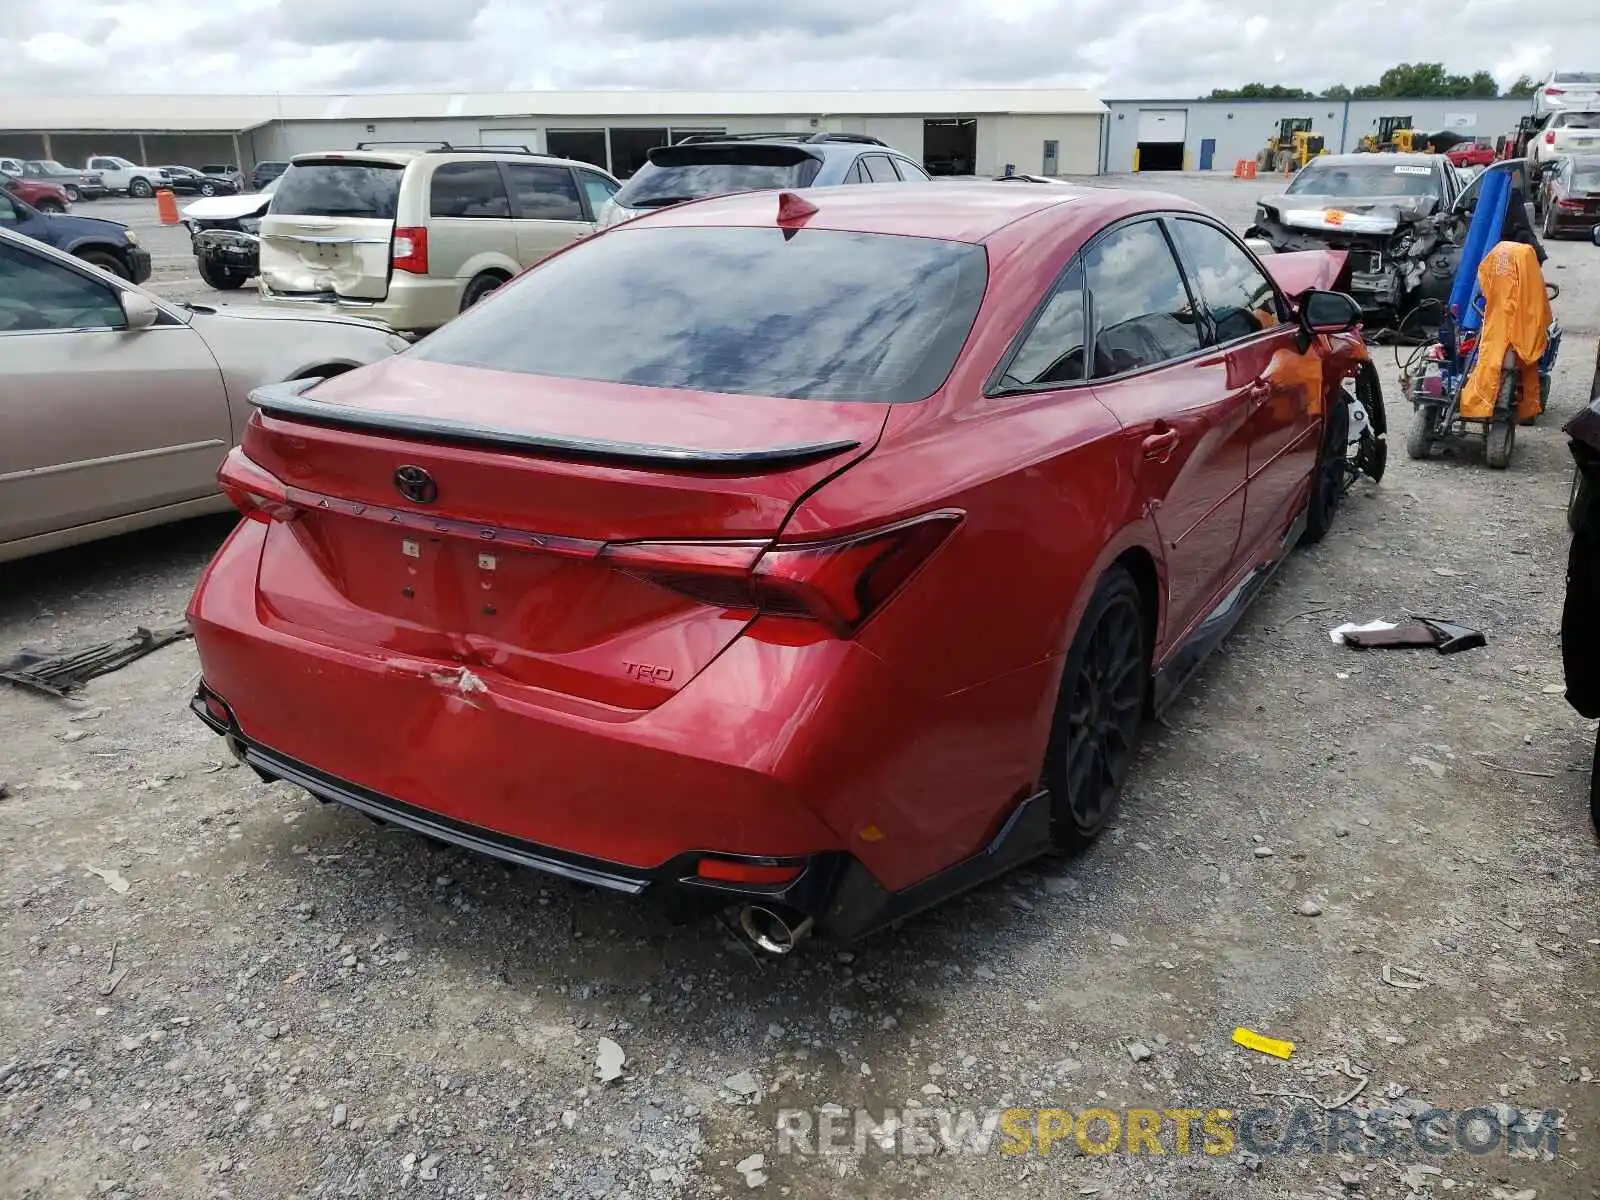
[{"x1": 3, "y1": 173, "x2": 1598, "y2": 1200}]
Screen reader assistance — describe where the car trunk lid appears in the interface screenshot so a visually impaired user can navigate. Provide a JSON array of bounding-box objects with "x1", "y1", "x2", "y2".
[
  {"x1": 258, "y1": 157, "x2": 403, "y2": 301},
  {"x1": 234, "y1": 359, "x2": 889, "y2": 709}
]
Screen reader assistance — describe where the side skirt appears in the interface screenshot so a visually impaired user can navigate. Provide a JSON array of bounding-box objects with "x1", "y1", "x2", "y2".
[{"x1": 1150, "y1": 506, "x2": 1308, "y2": 715}]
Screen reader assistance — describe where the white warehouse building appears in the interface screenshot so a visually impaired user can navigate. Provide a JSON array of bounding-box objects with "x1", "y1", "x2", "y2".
[{"x1": 0, "y1": 89, "x2": 1109, "y2": 180}]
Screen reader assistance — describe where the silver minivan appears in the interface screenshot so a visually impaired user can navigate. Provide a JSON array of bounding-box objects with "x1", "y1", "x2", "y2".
[{"x1": 257, "y1": 145, "x2": 621, "y2": 333}]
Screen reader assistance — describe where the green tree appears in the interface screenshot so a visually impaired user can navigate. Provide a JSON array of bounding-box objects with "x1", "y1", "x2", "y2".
[
  {"x1": 1217, "y1": 62, "x2": 1506, "y2": 100},
  {"x1": 1207, "y1": 83, "x2": 1314, "y2": 100},
  {"x1": 1505, "y1": 74, "x2": 1538, "y2": 98},
  {"x1": 1323, "y1": 83, "x2": 1352, "y2": 99}
]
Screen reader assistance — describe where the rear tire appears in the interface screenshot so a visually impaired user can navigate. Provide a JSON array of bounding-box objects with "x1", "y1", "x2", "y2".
[
  {"x1": 1302, "y1": 388, "x2": 1350, "y2": 545},
  {"x1": 35, "y1": 200, "x2": 64, "y2": 214},
  {"x1": 1543, "y1": 204, "x2": 1558, "y2": 240},
  {"x1": 129, "y1": 178, "x2": 153, "y2": 199},
  {"x1": 76, "y1": 250, "x2": 128, "y2": 280},
  {"x1": 1045, "y1": 567, "x2": 1148, "y2": 850},
  {"x1": 62, "y1": 185, "x2": 80, "y2": 203},
  {"x1": 460, "y1": 272, "x2": 506, "y2": 312}
]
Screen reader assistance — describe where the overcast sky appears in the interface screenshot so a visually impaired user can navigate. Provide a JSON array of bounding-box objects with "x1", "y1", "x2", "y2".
[{"x1": 3, "y1": 0, "x2": 1597, "y2": 97}]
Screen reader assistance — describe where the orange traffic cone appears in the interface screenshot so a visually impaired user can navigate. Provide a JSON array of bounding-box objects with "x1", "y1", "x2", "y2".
[{"x1": 156, "y1": 189, "x2": 180, "y2": 225}]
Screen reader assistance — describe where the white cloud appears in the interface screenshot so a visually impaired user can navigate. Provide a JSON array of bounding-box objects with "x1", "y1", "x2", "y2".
[{"x1": 0, "y1": 0, "x2": 1596, "y2": 96}]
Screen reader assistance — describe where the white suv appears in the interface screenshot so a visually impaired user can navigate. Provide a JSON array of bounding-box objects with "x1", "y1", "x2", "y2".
[
  {"x1": 257, "y1": 144, "x2": 621, "y2": 333},
  {"x1": 1530, "y1": 111, "x2": 1600, "y2": 168}
]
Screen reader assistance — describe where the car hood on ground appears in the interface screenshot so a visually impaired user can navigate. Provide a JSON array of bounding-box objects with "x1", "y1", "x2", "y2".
[
  {"x1": 182, "y1": 193, "x2": 271, "y2": 222},
  {"x1": 1258, "y1": 191, "x2": 1442, "y2": 234}
]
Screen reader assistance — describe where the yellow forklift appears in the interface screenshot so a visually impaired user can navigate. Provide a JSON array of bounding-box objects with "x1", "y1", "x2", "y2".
[{"x1": 1261, "y1": 118, "x2": 1327, "y2": 173}]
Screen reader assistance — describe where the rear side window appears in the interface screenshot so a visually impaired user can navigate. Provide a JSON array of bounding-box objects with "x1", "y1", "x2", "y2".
[
  {"x1": 272, "y1": 161, "x2": 402, "y2": 219},
  {"x1": 861, "y1": 155, "x2": 900, "y2": 183},
  {"x1": 1001, "y1": 262, "x2": 1086, "y2": 388},
  {"x1": 411, "y1": 226, "x2": 988, "y2": 404},
  {"x1": 430, "y1": 161, "x2": 511, "y2": 218},
  {"x1": 505, "y1": 164, "x2": 584, "y2": 221},
  {"x1": 577, "y1": 169, "x2": 619, "y2": 213},
  {"x1": 614, "y1": 145, "x2": 823, "y2": 209},
  {"x1": 1084, "y1": 221, "x2": 1201, "y2": 378},
  {"x1": 896, "y1": 158, "x2": 932, "y2": 181},
  {"x1": 1169, "y1": 219, "x2": 1284, "y2": 343}
]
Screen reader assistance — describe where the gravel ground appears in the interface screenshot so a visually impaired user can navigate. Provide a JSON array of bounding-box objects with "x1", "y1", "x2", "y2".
[{"x1": 3, "y1": 176, "x2": 1597, "y2": 1200}]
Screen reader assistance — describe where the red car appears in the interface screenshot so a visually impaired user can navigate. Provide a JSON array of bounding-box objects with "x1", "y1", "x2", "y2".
[
  {"x1": 188, "y1": 184, "x2": 1375, "y2": 950},
  {"x1": 0, "y1": 175, "x2": 69, "y2": 213},
  {"x1": 1446, "y1": 143, "x2": 1495, "y2": 169}
]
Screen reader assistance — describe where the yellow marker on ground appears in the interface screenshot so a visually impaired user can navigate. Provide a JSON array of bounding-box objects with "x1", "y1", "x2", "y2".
[{"x1": 1232, "y1": 1027, "x2": 1295, "y2": 1059}]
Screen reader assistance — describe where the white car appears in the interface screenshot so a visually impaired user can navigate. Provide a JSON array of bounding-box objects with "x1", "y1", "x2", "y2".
[
  {"x1": 0, "y1": 224, "x2": 409, "y2": 563},
  {"x1": 1534, "y1": 71, "x2": 1600, "y2": 118},
  {"x1": 1530, "y1": 111, "x2": 1600, "y2": 168},
  {"x1": 84, "y1": 155, "x2": 172, "y2": 198}
]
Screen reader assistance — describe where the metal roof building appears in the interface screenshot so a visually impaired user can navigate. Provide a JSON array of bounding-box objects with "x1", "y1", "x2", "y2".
[{"x1": 0, "y1": 89, "x2": 1109, "y2": 179}]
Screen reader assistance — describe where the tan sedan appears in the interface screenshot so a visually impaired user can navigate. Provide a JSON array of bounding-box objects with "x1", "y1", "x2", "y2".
[{"x1": 0, "y1": 225, "x2": 409, "y2": 563}]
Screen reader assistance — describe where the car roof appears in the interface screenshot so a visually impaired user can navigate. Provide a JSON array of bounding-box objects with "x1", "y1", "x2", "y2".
[
  {"x1": 619, "y1": 180, "x2": 1206, "y2": 244},
  {"x1": 286, "y1": 148, "x2": 592, "y2": 171},
  {"x1": 1306, "y1": 153, "x2": 1445, "y2": 169}
]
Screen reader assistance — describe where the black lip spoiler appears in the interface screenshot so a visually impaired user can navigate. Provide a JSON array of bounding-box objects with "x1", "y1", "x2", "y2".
[{"x1": 248, "y1": 381, "x2": 860, "y2": 471}]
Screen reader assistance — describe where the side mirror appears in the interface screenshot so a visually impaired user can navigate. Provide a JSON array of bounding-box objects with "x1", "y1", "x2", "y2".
[
  {"x1": 119, "y1": 290, "x2": 160, "y2": 331},
  {"x1": 1301, "y1": 289, "x2": 1363, "y2": 332}
]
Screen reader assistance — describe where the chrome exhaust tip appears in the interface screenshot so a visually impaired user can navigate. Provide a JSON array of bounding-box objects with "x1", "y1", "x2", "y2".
[{"x1": 738, "y1": 905, "x2": 815, "y2": 956}]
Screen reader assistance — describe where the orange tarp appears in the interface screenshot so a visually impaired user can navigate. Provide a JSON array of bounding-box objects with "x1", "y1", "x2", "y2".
[{"x1": 1460, "y1": 241, "x2": 1551, "y2": 423}]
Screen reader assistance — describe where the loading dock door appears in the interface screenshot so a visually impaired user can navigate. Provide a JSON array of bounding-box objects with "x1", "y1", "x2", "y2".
[{"x1": 1135, "y1": 108, "x2": 1187, "y2": 172}]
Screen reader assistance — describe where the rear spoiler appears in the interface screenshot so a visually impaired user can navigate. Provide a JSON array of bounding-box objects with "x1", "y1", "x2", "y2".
[
  {"x1": 1260, "y1": 248, "x2": 1349, "y2": 299},
  {"x1": 248, "y1": 380, "x2": 860, "y2": 472}
]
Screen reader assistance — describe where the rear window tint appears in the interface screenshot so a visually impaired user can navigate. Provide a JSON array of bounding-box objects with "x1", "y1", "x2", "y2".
[
  {"x1": 1556, "y1": 113, "x2": 1600, "y2": 129},
  {"x1": 411, "y1": 226, "x2": 987, "y2": 403},
  {"x1": 272, "y1": 162, "x2": 402, "y2": 219},
  {"x1": 614, "y1": 147, "x2": 822, "y2": 209},
  {"x1": 1554, "y1": 72, "x2": 1600, "y2": 84},
  {"x1": 430, "y1": 161, "x2": 511, "y2": 218}
]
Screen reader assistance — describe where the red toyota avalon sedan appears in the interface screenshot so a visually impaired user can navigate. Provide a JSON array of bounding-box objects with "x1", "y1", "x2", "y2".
[{"x1": 188, "y1": 182, "x2": 1374, "y2": 951}]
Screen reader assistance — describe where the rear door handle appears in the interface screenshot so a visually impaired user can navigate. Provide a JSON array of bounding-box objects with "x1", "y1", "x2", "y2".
[{"x1": 1142, "y1": 428, "x2": 1180, "y2": 462}]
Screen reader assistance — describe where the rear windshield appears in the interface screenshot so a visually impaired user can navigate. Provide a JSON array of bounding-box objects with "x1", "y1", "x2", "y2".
[
  {"x1": 1287, "y1": 161, "x2": 1441, "y2": 198},
  {"x1": 1555, "y1": 72, "x2": 1600, "y2": 84},
  {"x1": 1555, "y1": 112, "x2": 1600, "y2": 129},
  {"x1": 411, "y1": 226, "x2": 988, "y2": 403},
  {"x1": 1573, "y1": 165, "x2": 1600, "y2": 190},
  {"x1": 614, "y1": 146, "x2": 823, "y2": 209},
  {"x1": 271, "y1": 161, "x2": 402, "y2": 218}
]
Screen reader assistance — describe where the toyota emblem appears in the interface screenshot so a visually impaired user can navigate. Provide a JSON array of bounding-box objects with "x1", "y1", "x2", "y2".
[{"x1": 394, "y1": 465, "x2": 438, "y2": 505}]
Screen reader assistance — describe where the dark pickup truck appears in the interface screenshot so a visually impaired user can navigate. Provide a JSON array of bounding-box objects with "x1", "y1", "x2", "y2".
[{"x1": 0, "y1": 185, "x2": 151, "y2": 282}]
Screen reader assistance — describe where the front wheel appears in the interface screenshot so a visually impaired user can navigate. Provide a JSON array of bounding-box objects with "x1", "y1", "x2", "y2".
[
  {"x1": 76, "y1": 249, "x2": 129, "y2": 280},
  {"x1": 35, "y1": 200, "x2": 65, "y2": 214},
  {"x1": 128, "y1": 178, "x2": 153, "y2": 199},
  {"x1": 1044, "y1": 567, "x2": 1148, "y2": 850},
  {"x1": 199, "y1": 182, "x2": 216, "y2": 197},
  {"x1": 1342, "y1": 366, "x2": 1387, "y2": 487},
  {"x1": 1406, "y1": 404, "x2": 1438, "y2": 460},
  {"x1": 1486, "y1": 366, "x2": 1518, "y2": 468},
  {"x1": 63, "y1": 185, "x2": 80, "y2": 203},
  {"x1": 1301, "y1": 388, "x2": 1351, "y2": 545},
  {"x1": 197, "y1": 256, "x2": 247, "y2": 290}
]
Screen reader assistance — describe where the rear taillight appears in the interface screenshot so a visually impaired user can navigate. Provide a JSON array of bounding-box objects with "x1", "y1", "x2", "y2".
[
  {"x1": 392, "y1": 226, "x2": 428, "y2": 274},
  {"x1": 600, "y1": 511, "x2": 963, "y2": 637},
  {"x1": 695, "y1": 857, "x2": 803, "y2": 886},
  {"x1": 1547, "y1": 87, "x2": 1565, "y2": 96},
  {"x1": 1558, "y1": 198, "x2": 1585, "y2": 212},
  {"x1": 217, "y1": 446, "x2": 299, "y2": 523},
  {"x1": 1545, "y1": 130, "x2": 1558, "y2": 144}
]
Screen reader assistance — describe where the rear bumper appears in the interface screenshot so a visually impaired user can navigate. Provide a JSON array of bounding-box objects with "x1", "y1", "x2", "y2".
[
  {"x1": 257, "y1": 274, "x2": 461, "y2": 333},
  {"x1": 1547, "y1": 211, "x2": 1600, "y2": 234}
]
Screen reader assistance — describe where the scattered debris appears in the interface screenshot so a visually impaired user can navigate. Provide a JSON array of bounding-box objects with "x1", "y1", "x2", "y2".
[
  {"x1": 85, "y1": 866, "x2": 129, "y2": 895},
  {"x1": 1382, "y1": 963, "x2": 1427, "y2": 989},
  {"x1": 2, "y1": 625, "x2": 193, "y2": 699},
  {"x1": 736, "y1": 1153, "x2": 767, "y2": 1188},
  {"x1": 1479, "y1": 759, "x2": 1558, "y2": 779},
  {"x1": 1233, "y1": 1027, "x2": 1295, "y2": 1059},
  {"x1": 1330, "y1": 616, "x2": 1485, "y2": 654},
  {"x1": 1125, "y1": 1040, "x2": 1153, "y2": 1062},
  {"x1": 722, "y1": 1070, "x2": 760, "y2": 1100},
  {"x1": 594, "y1": 1037, "x2": 626, "y2": 1084},
  {"x1": 1253, "y1": 846, "x2": 1275, "y2": 858},
  {"x1": 1297, "y1": 899, "x2": 1324, "y2": 917}
]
